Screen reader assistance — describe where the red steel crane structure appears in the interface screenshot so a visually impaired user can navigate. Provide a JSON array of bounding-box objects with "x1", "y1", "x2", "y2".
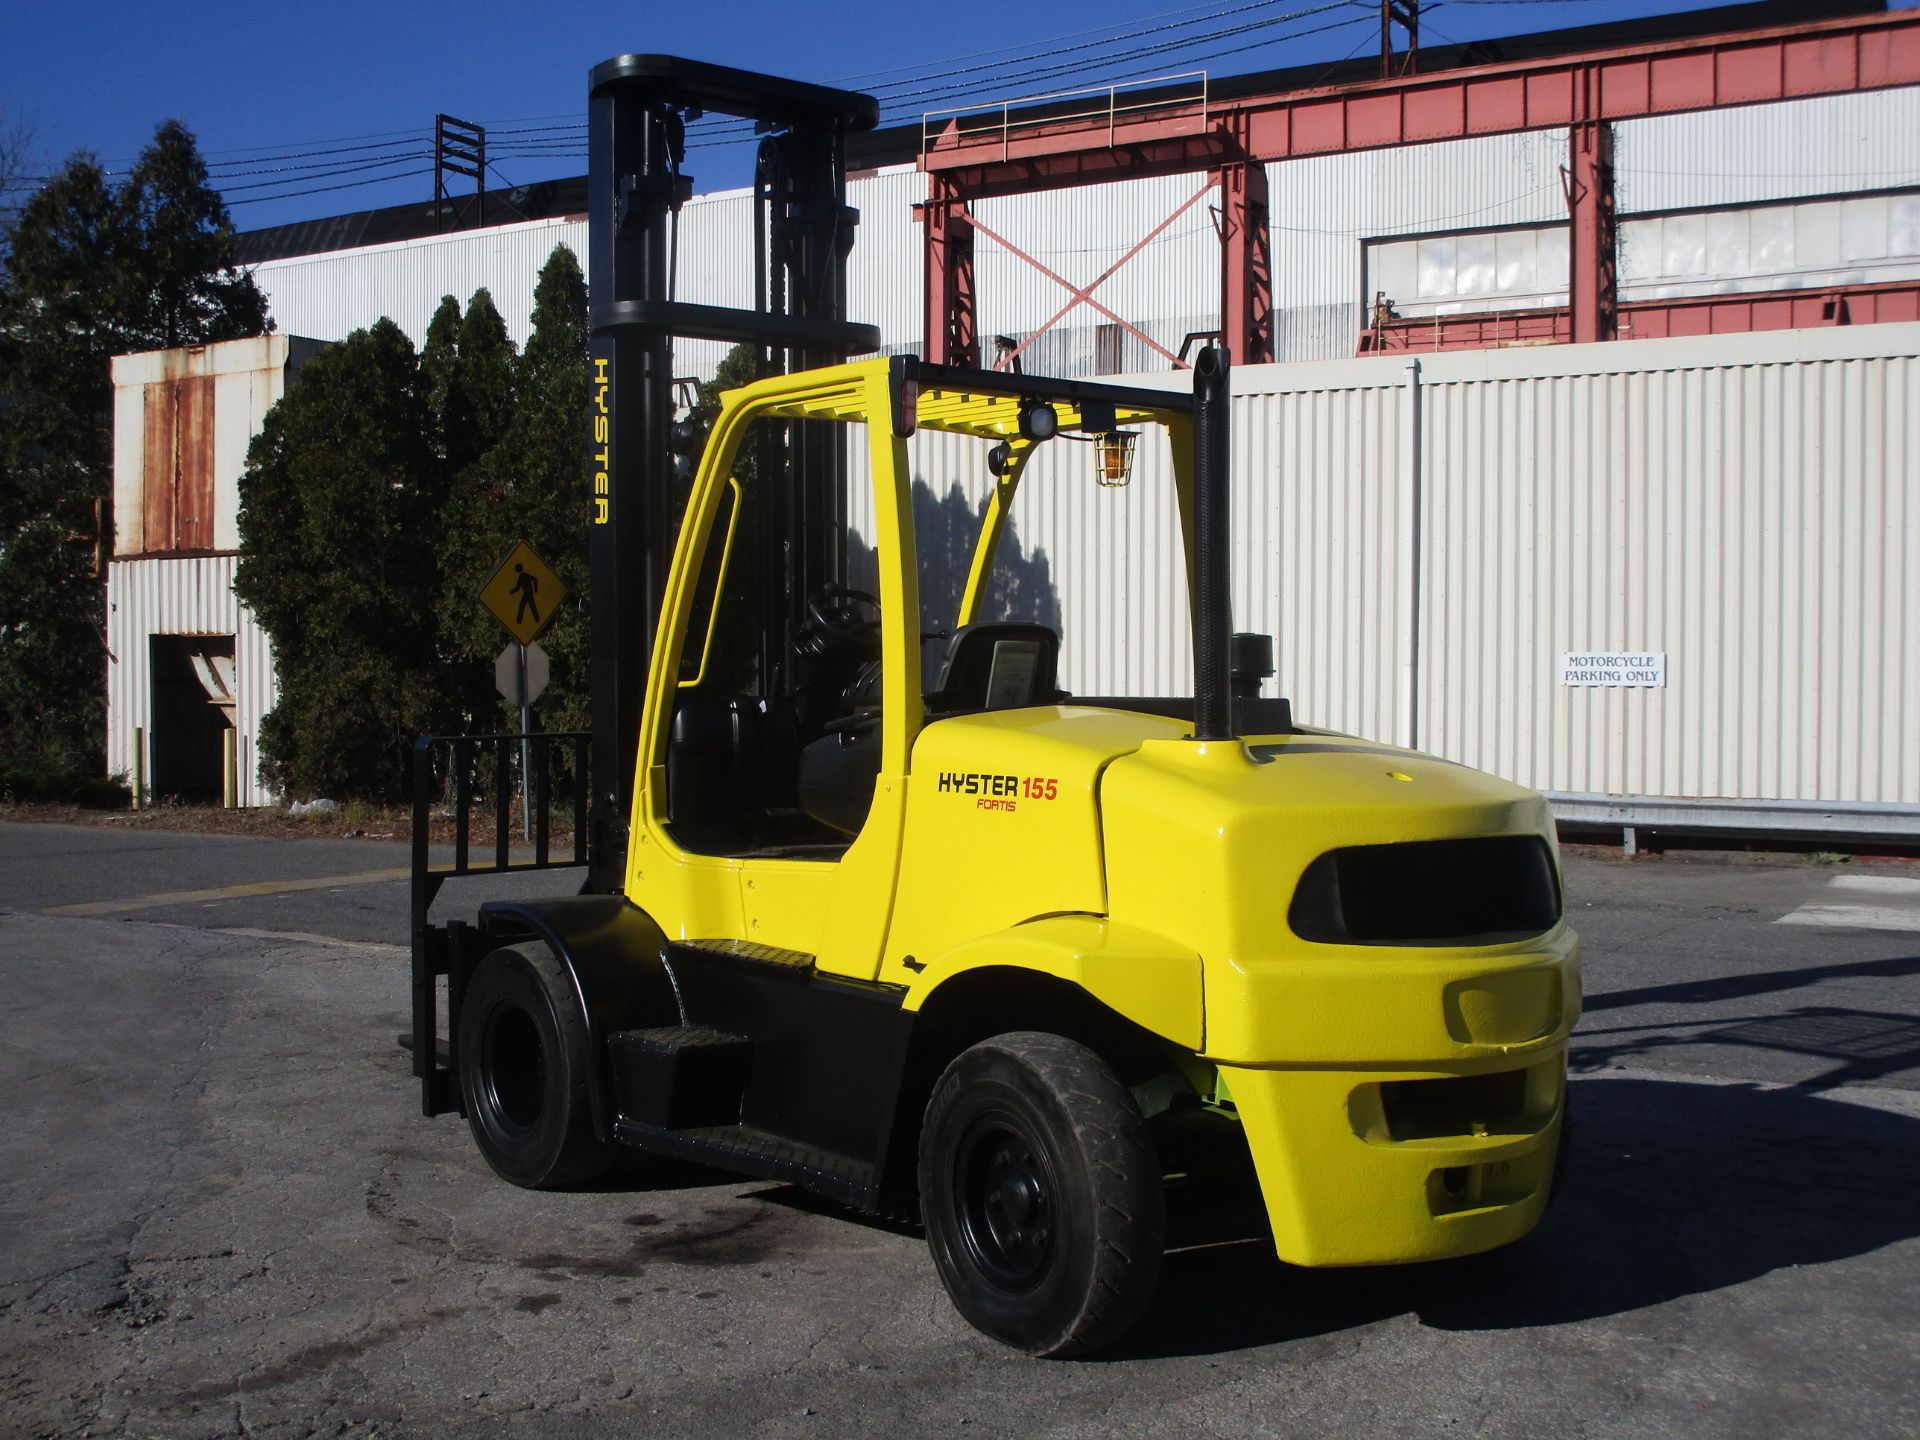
[{"x1": 915, "y1": 8, "x2": 1920, "y2": 366}]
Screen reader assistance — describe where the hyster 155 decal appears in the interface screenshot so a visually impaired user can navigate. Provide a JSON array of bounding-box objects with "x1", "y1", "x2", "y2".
[{"x1": 938, "y1": 771, "x2": 1059, "y2": 813}]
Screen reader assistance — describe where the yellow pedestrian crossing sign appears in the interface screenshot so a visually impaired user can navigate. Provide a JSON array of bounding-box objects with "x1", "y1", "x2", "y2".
[{"x1": 479, "y1": 541, "x2": 568, "y2": 646}]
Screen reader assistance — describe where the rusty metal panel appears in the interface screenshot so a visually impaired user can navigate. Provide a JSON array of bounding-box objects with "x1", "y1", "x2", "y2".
[
  {"x1": 113, "y1": 338, "x2": 316, "y2": 558},
  {"x1": 141, "y1": 382, "x2": 173, "y2": 550},
  {"x1": 174, "y1": 375, "x2": 216, "y2": 550}
]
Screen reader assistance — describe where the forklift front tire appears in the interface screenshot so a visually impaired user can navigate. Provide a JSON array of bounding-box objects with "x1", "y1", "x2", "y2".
[
  {"x1": 919, "y1": 1032, "x2": 1165, "y2": 1357},
  {"x1": 457, "y1": 943, "x2": 617, "y2": 1189}
]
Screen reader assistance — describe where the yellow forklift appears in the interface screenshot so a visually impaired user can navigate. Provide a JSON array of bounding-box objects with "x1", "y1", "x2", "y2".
[{"x1": 407, "y1": 55, "x2": 1578, "y2": 1358}]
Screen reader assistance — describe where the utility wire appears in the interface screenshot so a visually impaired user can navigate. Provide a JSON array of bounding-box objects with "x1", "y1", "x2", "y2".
[
  {"x1": 227, "y1": 166, "x2": 436, "y2": 206},
  {"x1": 230, "y1": 0, "x2": 1373, "y2": 199},
  {"x1": 680, "y1": 0, "x2": 1372, "y2": 150},
  {"x1": 219, "y1": 152, "x2": 434, "y2": 194},
  {"x1": 482, "y1": 0, "x2": 1366, "y2": 151},
  {"x1": 201, "y1": 134, "x2": 432, "y2": 173},
  {"x1": 825, "y1": 0, "x2": 1288, "y2": 83},
  {"x1": 214, "y1": 0, "x2": 1544, "y2": 210}
]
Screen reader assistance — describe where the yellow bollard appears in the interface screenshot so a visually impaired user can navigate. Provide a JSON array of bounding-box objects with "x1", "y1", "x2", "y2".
[{"x1": 223, "y1": 728, "x2": 237, "y2": 809}]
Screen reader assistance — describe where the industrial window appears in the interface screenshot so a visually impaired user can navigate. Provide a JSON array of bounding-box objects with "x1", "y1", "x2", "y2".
[
  {"x1": 1618, "y1": 190, "x2": 1920, "y2": 301},
  {"x1": 1364, "y1": 224, "x2": 1570, "y2": 318}
]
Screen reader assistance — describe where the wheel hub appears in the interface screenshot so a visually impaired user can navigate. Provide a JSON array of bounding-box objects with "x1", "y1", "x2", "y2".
[{"x1": 957, "y1": 1116, "x2": 1056, "y2": 1290}]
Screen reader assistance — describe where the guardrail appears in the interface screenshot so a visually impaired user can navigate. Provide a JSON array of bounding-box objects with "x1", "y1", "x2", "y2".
[{"x1": 921, "y1": 71, "x2": 1209, "y2": 165}]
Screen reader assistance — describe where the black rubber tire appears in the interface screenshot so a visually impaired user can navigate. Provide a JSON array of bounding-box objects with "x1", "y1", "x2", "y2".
[
  {"x1": 457, "y1": 943, "x2": 616, "y2": 1189},
  {"x1": 919, "y1": 1032, "x2": 1165, "y2": 1358}
]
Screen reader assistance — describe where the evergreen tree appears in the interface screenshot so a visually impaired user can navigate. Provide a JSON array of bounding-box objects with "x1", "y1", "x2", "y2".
[
  {"x1": 444, "y1": 288, "x2": 516, "y2": 474},
  {"x1": 121, "y1": 120, "x2": 269, "y2": 350},
  {"x1": 498, "y1": 247, "x2": 593, "y2": 738},
  {"x1": 418, "y1": 294, "x2": 461, "y2": 449},
  {"x1": 0, "y1": 122, "x2": 267, "y2": 790},
  {"x1": 433, "y1": 254, "x2": 595, "y2": 741},
  {"x1": 234, "y1": 320, "x2": 444, "y2": 799},
  {"x1": 435, "y1": 288, "x2": 523, "y2": 728}
]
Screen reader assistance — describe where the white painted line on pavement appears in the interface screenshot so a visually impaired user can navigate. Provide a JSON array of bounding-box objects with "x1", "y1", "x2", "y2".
[
  {"x1": 1824, "y1": 874, "x2": 1920, "y2": 896},
  {"x1": 1778, "y1": 906, "x2": 1920, "y2": 933},
  {"x1": 1776, "y1": 872, "x2": 1920, "y2": 933}
]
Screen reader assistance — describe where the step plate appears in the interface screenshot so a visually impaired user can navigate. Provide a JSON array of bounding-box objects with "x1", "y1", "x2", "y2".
[
  {"x1": 672, "y1": 938, "x2": 816, "y2": 973},
  {"x1": 615, "y1": 1118, "x2": 877, "y2": 1211}
]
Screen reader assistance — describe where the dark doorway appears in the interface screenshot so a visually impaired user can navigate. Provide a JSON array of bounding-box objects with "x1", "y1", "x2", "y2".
[{"x1": 149, "y1": 635, "x2": 234, "y2": 802}]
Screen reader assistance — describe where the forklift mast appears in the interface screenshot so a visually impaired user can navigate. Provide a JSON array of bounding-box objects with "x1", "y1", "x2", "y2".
[{"x1": 585, "y1": 56, "x2": 880, "y2": 892}]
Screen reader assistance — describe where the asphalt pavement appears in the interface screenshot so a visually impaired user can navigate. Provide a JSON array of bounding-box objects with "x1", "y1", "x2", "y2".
[{"x1": 2, "y1": 820, "x2": 1916, "y2": 1439}]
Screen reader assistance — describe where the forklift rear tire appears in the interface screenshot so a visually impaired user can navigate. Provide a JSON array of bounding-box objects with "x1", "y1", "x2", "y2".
[
  {"x1": 919, "y1": 1032, "x2": 1165, "y2": 1357},
  {"x1": 458, "y1": 943, "x2": 616, "y2": 1189}
]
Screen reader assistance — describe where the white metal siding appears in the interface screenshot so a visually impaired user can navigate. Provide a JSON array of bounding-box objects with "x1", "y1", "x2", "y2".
[
  {"x1": 1268, "y1": 129, "x2": 1570, "y2": 360},
  {"x1": 848, "y1": 166, "x2": 930, "y2": 354},
  {"x1": 1231, "y1": 325, "x2": 1920, "y2": 814},
  {"x1": 1616, "y1": 88, "x2": 1920, "y2": 214},
  {"x1": 106, "y1": 556, "x2": 279, "y2": 807},
  {"x1": 249, "y1": 169, "x2": 929, "y2": 378},
  {"x1": 252, "y1": 217, "x2": 591, "y2": 351},
  {"x1": 856, "y1": 327, "x2": 1918, "y2": 822},
  {"x1": 1255, "y1": 377, "x2": 1407, "y2": 743}
]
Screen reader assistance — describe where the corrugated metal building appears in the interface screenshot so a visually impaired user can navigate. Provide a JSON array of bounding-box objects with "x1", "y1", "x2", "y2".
[
  {"x1": 106, "y1": 337, "x2": 325, "y2": 806},
  {"x1": 246, "y1": 88, "x2": 1920, "y2": 374},
  {"x1": 112, "y1": 4, "x2": 1917, "y2": 832},
  {"x1": 844, "y1": 325, "x2": 1919, "y2": 836}
]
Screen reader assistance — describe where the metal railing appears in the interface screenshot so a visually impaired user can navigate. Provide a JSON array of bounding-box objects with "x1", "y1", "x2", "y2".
[{"x1": 921, "y1": 72, "x2": 1210, "y2": 165}]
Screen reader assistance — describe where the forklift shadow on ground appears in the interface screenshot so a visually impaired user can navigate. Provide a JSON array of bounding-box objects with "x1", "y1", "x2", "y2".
[{"x1": 1099, "y1": 1076, "x2": 1920, "y2": 1361}]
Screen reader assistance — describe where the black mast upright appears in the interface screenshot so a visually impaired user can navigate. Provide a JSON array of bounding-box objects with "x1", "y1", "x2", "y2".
[{"x1": 585, "y1": 56, "x2": 878, "y2": 892}]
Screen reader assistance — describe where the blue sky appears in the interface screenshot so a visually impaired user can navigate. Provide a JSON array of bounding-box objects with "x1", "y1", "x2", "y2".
[{"x1": 1, "y1": 1, "x2": 1906, "y2": 232}]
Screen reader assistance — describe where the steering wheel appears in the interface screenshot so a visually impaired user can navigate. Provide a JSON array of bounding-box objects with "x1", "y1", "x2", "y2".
[{"x1": 796, "y1": 583, "x2": 882, "y2": 657}]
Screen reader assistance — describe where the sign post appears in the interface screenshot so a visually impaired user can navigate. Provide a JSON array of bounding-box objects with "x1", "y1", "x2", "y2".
[
  {"x1": 480, "y1": 541, "x2": 568, "y2": 840},
  {"x1": 493, "y1": 641, "x2": 551, "y2": 836}
]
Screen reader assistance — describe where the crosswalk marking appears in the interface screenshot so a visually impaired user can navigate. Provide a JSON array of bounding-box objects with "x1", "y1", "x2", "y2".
[{"x1": 1776, "y1": 872, "x2": 1920, "y2": 933}]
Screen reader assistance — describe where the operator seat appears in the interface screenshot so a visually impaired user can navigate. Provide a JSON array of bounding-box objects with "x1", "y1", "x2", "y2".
[
  {"x1": 796, "y1": 622, "x2": 1063, "y2": 838},
  {"x1": 926, "y1": 622, "x2": 1061, "y2": 715}
]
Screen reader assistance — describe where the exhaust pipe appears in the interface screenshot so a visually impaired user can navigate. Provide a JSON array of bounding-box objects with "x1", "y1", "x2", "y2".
[{"x1": 1191, "y1": 346, "x2": 1233, "y2": 742}]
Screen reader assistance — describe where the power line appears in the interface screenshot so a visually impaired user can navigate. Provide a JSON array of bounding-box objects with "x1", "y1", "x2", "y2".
[
  {"x1": 210, "y1": 0, "x2": 1498, "y2": 212},
  {"x1": 863, "y1": 0, "x2": 1359, "y2": 103},
  {"x1": 483, "y1": 0, "x2": 1366, "y2": 151},
  {"x1": 79, "y1": 0, "x2": 1380, "y2": 211},
  {"x1": 220, "y1": 152, "x2": 434, "y2": 195},
  {"x1": 206, "y1": 145, "x2": 435, "y2": 185},
  {"x1": 201, "y1": 134, "x2": 432, "y2": 174},
  {"x1": 226, "y1": 166, "x2": 436, "y2": 206},
  {"x1": 677, "y1": 0, "x2": 1371, "y2": 150},
  {"x1": 825, "y1": 0, "x2": 1276, "y2": 84}
]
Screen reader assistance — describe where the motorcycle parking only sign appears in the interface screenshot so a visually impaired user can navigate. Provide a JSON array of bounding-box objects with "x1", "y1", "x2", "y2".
[{"x1": 1560, "y1": 651, "x2": 1667, "y2": 687}]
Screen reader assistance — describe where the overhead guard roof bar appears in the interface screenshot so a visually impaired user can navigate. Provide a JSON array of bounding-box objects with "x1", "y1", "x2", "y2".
[{"x1": 589, "y1": 54, "x2": 881, "y2": 131}]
